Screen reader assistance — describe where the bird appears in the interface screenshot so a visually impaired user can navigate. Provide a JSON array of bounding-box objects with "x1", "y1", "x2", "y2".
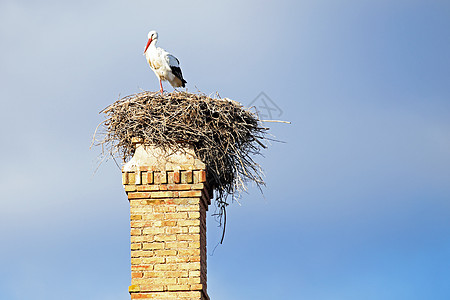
[{"x1": 144, "y1": 30, "x2": 186, "y2": 94}]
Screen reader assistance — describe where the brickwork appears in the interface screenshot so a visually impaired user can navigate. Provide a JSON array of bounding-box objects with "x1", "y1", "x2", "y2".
[{"x1": 123, "y1": 158, "x2": 211, "y2": 299}]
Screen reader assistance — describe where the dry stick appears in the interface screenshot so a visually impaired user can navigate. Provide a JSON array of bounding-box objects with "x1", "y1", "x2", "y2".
[
  {"x1": 259, "y1": 120, "x2": 291, "y2": 124},
  {"x1": 90, "y1": 119, "x2": 106, "y2": 148}
]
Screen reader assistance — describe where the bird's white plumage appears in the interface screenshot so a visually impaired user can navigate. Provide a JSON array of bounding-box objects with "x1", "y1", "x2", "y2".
[{"x1": 144, "y1": 30, "x2": 186, "y2": 93}]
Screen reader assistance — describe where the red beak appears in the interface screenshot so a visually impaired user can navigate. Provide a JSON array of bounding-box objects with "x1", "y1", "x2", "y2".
[{"x1": 144, "y1": 38, "x2": 152, "y2": 53}]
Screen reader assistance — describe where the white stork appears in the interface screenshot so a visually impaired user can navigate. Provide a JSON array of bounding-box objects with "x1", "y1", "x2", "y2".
[{"x1": 144, "y1": 30, "x2": 186, "y2": 94}]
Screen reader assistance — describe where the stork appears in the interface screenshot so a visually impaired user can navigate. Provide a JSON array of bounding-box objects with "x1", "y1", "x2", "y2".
[{"x1": 144, "y1": 30, "x2": 186, "y2": 94}]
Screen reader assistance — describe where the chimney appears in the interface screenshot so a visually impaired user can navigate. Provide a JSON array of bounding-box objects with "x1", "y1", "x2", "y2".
[{"x1": 122, "y1": 139, "x2": 211, "y2": 299}]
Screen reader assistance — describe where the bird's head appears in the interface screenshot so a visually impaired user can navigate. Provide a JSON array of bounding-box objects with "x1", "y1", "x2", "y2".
[{"x1": 144, "y1": 30, "x2": 158, "y2": 53}]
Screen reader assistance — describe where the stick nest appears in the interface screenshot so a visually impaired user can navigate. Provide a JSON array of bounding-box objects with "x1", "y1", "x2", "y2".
[{"x1": 94, "y1": 91, "x2": 268, "y2": 214}]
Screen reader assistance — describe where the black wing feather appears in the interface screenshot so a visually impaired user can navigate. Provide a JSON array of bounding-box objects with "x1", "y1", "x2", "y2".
[{"x1": 170, "y1": 66, "x2": 187, "y2": 87}]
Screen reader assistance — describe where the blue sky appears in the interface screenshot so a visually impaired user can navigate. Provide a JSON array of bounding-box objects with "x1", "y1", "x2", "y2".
[{"x1": 1, "y1": 0, "x2": 449, "y2": 299}]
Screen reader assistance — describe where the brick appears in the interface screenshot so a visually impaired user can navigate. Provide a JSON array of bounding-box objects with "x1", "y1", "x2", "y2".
[
  {"x1": 178, "y1": 277, "x2": 201, "y2": 285},
  {"x1": 167, "y1": 183, "x2": 193, "y2": 191},
  {"x1": 152, "y1": 221, "x2": 163, "y2": 227},
  {"x1": 168, "y1": 199, "x2": 189, "y2": 205},
  {"x1": 149, "y1": 213, "x2": 165, "y2": 220},
  {"x1": 129, "y1": 199, "x2": 144, "y2": 206},
  {"x1": 131, "y1": 243, "x2": 141, "y2": 250},
  {"x1": 150, "y1": 191, "x2": 178, "y2": 198},
  {"x1": 181, "y1": 171, "x2": 193, "y2": 183},
  {"x1": 190, "y1": 284, "x2": 204, "y2": 291},
  {"x1": 153, "y1": 263, "x2": 178, "y2": 271},
  {"x1": 143, "y1": 270, "x2": 189, "y2": 279},
  {"x1": 190, "y1": 183, "x2": 205, "y2": 190},
  {"x1": 135, "y1": 277, "x2": 177, "y2": 285},
  {"x1": 167, "y1": 172, "x2": 174, "y2": 184},
  {"x1": 128, "y1": 173, "x2": 136, "y2": 184},
  {"x1": 130, "y1": 221, "x2": 145, "y2": 228},
  {"x1": 125, "y1": 184, "x2": 137, "y2": 192},
  {"x1": 154, "y1": 172, "x2": 166, "y2": 184},
  {"x1": 132, "y1": 272, "x2": 144, "y2": 278},
  {"x1": 122, "y1": 172, "x2": 129, "y2": 185},
  {"x1": 165, "y1": 212, "x2": 188, "y2": 219},
  {"x1": 141, "y1": 173, "x2": 148, "y2": 185},
  {"x1": 131, "y1": 249, "x2": 143, "y2": 258},
  {"x1": 165, "y1": 241, "x2": 189, "y2": 249},
  {"x1": 177, "y1": 205, "x2": 200, "y2": 212},
  {"x1": 173, "y1": 171, "x2": 181, "y2": 183},
  {"x1": 177, "y1": 219, "x2": 200, "y2": 227},
  {"x1": 130, "y1": 290, "x2": 203, "y2": 299},
  {"x1": 192, "y1": 170, "x2": 206, "y2": 183},
  {"x1": 128, "y1": 192, "x2": 152, "y2": 199},
  {"x1": 166, "y1": 256, "x2": 190, "y2": 264},
  {"x1": 138, "y1": 285, "x2": 165, "y2": 292},
  {"x1": 131, "y1": 258, "x2": 141, "y2": 265},
  {"x1": 161, "y1": 220, "x2": 177, "y2": 227},
  {"x1": 154, "y1": 249, "x2": 177, "y2": 256},
  {"x1": 143, "y1": 227, "x2": 164, "y2": 235},
  {"x1": 177, "y1": 234, "x2": 200, "y2": 242},
  {"x1": 199, "y1": 170, "x2": 206, "y2": 182},
  {"x1": 178, "y1": 249, "x2": 200, "y2": 256},
  {"x1": 130, "y1": 228, "x2": 142, "y2": 236},
  {"x1": 176, "y1": 200, "x2": 200, "y2": 212},
  {"x1": 140, "y1": 271, "x2": 159, "y2": 278},
  {"x1": 138, "y1": 250, "x2": 157, "y2": 257},
  {"x1": 188, "y1": 212, "x2": 200, "y2": 219},
  {"x1": 131, "y1": 264, "x2": 156, "y2": 271},
  {"x1": 130, "y1": 215, "x2": 143, "y2": 220},
  {"x1": 154, "y1": 234, "x2": 177, "y2": 242},
  {"x1": 142, "y1": 242, "x2": 164, "y2": 250},
  {"x1": 189, "y1": 270, "x2": 201, "y2": 277},
  {"x1": 160, "y1": 171, "x2": 167, "y2": 183},
  {"x1": 136, "y1": 185, "x2": 160, "y2": 192},
  {"x1": 167, "y1": 284, "x2": 190, "y2": 291},
  {"x1": 165, "y1": 227, "x2": 188, "y2": 234},
  {"x1": 185, "y1": 198, "x2": 201, "y2": 205},
  {"x1": 130, "y1": 292, "x2": 168, "y2": 299},
  {"x1": 190, "y1": 256, "x2": 201, "y2": 262},
  {"x1": 168, "y1": 271, "x2": 189, "y2": 278},
  {"x1": 129, "y1": 285, "x2": 140, "y2": 292},
  {"x1": 153, "y1": 205, "x2": 176, "y2": 213},
  {"x1": 141, "y1": 257, "x2": 165, "y2": 264},
  {"x1": 179, "y1": 190, "x2": 202, "y2": 197},
  {"x1": 177, "y1": 262, "x2": 201, "y2": 271},
  {"x1": 143, "y1": 199, "x2": 164, "y2": 205},
  {"x1": 189, "y1": 241, "x2": 201, "y2": 249},
  {"x1": 131, "y1": 218, "x2": 151, "y2": 226},
  {"x1": 188, "y1": 227, "x2": 200, "y2": 234},
  {"x1": 131, "y1": 236, "x2": 147, "y2": 243}
]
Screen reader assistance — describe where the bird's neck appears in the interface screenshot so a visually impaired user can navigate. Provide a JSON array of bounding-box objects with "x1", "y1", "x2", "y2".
[{"x1": 145, "y1": 42, "x2": 156, "y2": 57}]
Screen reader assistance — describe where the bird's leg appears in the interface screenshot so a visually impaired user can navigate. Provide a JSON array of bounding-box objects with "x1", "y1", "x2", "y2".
[{"x1": 159, "y1": 79, "x2": 164, "y2": 95}]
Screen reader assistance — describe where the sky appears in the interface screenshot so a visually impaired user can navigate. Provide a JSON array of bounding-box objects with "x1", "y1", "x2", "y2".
[{"x1": 1, "y1": 0, "x2": 450, "y2": 299}]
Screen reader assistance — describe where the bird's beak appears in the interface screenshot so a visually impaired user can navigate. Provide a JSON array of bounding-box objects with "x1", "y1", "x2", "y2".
[{"x1": 144, "y1": 38, "x2": 152, "y2": 53}]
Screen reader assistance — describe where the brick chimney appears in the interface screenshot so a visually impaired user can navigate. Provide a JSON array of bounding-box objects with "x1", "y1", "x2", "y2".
[{"x1": 122, "y1": 139, "x2": 211, "y2": 299}]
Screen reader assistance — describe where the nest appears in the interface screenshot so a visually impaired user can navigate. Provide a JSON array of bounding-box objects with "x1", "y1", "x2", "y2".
[{"x1": 94, "y1": 91, "x2": 268, "y2": 222}]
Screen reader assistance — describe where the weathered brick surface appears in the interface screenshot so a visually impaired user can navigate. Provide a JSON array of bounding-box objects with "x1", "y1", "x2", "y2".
[
  {"x1": 130, "y1": 290, "x2": 207, "y2": 299},
  {"x1": 124, "y1": 164, "x2": 211, "y2": 300}
]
